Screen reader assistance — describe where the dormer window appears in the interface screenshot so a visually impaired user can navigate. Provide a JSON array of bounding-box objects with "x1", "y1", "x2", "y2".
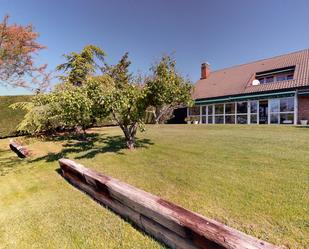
[{"x1": 254, "y1": 66, "x2": 295, "y2": 85}]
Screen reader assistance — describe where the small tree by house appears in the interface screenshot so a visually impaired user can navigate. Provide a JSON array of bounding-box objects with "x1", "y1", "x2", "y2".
[{"x1": 146, "y1": 55, "x2": 193, "y2": 124}]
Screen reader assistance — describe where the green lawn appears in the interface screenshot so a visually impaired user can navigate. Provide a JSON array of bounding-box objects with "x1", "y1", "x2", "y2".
[
  {"x1": 0, "y1": 95, "x2": 32, "y2": 138},
  {"x1": 0, "y1": 125, "x2": 308, "y2": 248}
]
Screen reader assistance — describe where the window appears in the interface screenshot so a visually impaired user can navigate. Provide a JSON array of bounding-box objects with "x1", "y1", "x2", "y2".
[
  {"x1": 215, "y1": 116, "x2": 224, "y2": 124},
  {"x1": 269, "y1": 99, "x2": 279, "y2": 113},
  {"x1": 280, "y1": 113, "x2": 294, "y2": 124},
  {"x1": 225, "y1": 103, "x2": 235, "y2": 124},
  {"x1": 255, "y1": 66, "x2": 295, "y2": 85},
  {"x1": 208, "y1": 105, "x2": 213, "y2": 115},
  {"x1": 208, "y1": 105, "x2": 213, "y2": 124},
  {"x1": 208, "y1": 116, "x2": 213, "y2": 124},
  {"x1": 237, "y1": 115, "x2": 247, "y2": 124},
  {"x1": 276, "y1": 75, "x2": 286, "y2": 82},
  {"x1": 249, "y1": 101, "x2": 258, "y2": 124},
  {"x1": 201, "y1": 116, "x2": 207, "y2": 124},
  {"x1": 280, "y1": 98, "x2": 294, "y2": 112},
  {"x1": 269, "y1": 97, "x2": 294, "y2": 124},
  {"x1": 225, "y1": 115, "x2": 235, "y2": 124},
  {"x1": 225, "y1": 103, "x2": 235, "y2": 114},
  {"x1": 195, "y1": 105, "x2": 215, "y2": 124},
  {"x1": 215, "y1": 104, "x2": 224, "y2": 114},
  {"x1": 202, "y1": 106, "x2": 207, "y2": 115},
  {"x1": 237, "y1": 101, "x2": 247, "y2": 114},
  {"x1": 266, "y1": 76, "x2": 274, "y2": 83}
]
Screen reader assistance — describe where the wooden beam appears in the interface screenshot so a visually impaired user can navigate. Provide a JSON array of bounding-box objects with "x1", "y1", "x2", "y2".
[
  {"x1": 59, "y1": 159, "x2": 281, "y2": 249},
  {"x1": 9, "y1": 139, "x2": 29, "y2": 158}
]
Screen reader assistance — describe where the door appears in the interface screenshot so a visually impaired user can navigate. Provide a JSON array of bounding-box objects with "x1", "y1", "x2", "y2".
[{"x1": 259, "y1": 100, "x2": 268, "y2": 124}]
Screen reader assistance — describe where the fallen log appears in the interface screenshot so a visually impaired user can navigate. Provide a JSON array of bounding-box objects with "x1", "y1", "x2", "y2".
[
  {"x1": 59, "y1": 158, "x2": 281, "y2": 249},
  {"x1": 9, "y1": 139, "x2": 29, "y2": 158}
]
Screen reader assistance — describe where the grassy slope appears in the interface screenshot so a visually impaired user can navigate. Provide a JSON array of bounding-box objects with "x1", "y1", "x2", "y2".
[
  {"x1": 0, "y1": 95, "x2": 32, "y2": 138},
  {"x1": 0, "y1": 125, "x2": 308, "y2": 248}
]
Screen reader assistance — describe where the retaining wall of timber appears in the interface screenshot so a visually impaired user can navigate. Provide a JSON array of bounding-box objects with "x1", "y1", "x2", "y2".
[{"x1": 59, "y1": 158, "x2": 281, "y2": 249}]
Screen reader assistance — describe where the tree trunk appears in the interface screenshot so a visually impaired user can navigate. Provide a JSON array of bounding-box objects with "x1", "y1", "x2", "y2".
[
  {"x1": 122, "y1": 123, "x2": 138, "y2": 150},
  {"x1": 126, "y1": 136, "x2": 135, "y2": 150}
]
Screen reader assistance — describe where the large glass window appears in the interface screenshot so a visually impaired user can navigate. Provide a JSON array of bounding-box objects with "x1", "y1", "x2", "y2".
[
  {"x1": 237, "y1": 102, "x2": 247, "y2": 114},
  {"x1": 269, "y1": 97, "x2": 294, "y2": 124},
  {"x1": 269, "y1": 99, "x2": 279, "y2": 113},
  {"x1": 280, "y1": 98, "x2": 294, "y2": 112},
  {"x1": 237, "y1": 101, "x2": 248, "y2": 124},
  {"x1": 215, "y1": 116, "x2": 224, "y2": 124},
  {"x1": 250, "y1": 101, "x2": 258, "y2": 124},
  {"x1": 215, "y1": 104, "x2": 224, "y2": 114},
  {"x1": 225, "y1": 103, "x2": 235, "y2": 114},
  {"x1": 237, "y1": 115, "x2": 248, "y2": 124},
  {"x1": 225, "y1": 115, "x2": 235, "y2": 124},
  {"x1": 187, "y1": 97, "x2": 294, "y2": 125}
]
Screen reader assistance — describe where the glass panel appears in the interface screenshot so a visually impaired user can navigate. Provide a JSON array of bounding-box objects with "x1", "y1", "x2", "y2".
[
  {"x1": 189, "y1": 106, "x2": 200, "y2": 115},
  {"x1": 280, "y1": 113, "x2": 294, "y2": 124},
  {"x1": 250, "y1": 101, "x2": 258, "y2": 113},
  {"x1": 269, "y1": 99, "x2": 279, "y2": 113},
  {"x1": 215, "y1": 104, "x2": 224, "y2": 115},
  {"x1": 287, "y1": 74, "x2": 293, "y2": 80},
  {"x1": 215, "y1": 116, "x2": 224, "y2": 124},
  {"x1": 258, "y1": 78, "x2": 265, "y2": 84},
  {"x1": 237, "y1": 115, "x2": 247, "y2": 124},
  {"x1": 237, "y1": 102, "x2": 248, "y2": 114},
  {"x1": 250, "y1": 114, "x2": 257, "y2": 124},
  {"x1": 202, "y1": 106, "x2": 207, "y2": 115},
  {"x1": 266, "y1": 76, "x2": 274, "y2": 83},
  {"x1": 270, "y1": 113, "x2": 279, "y2": 124},
  {"x1": 280, "y1": 97, "x2": 294, "y2": 112},
  {"x1": 225, "y1": 103, "x2": 235, "y2": 114},
  {"x1": 202, "y1": 116, "x2": 207, "y2": 124},
  {"x1": 225, "y1": 115, "x2": 235, "y2": 124},
  {"x1": 208, "y1": 105, "x2": 213, "y2": 115},
  {"x1": 276, "y1": 75, "x2": 286, "y2": 82},
  {"x1": 208, "y1": 116, "x2": 213, "y2": 124}
]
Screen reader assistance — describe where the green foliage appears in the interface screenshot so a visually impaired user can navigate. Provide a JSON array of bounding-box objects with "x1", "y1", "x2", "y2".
[
  {"x1": 102, "y1": 53, "x2": 149, "y2": 149},
  {"x1": 0, "y1": 95, "x2": 32, "y2": 138},
  {"x1": 57, "y1": 45, "x2": 106, "y2": 86},
  {"x1": 11, "y1": 75, "x2": 114, "y2": 135},
  {"x1": 146, "y1": 55, "x2": 193, "y2": 123},
  {"x1": 10, "y1": 93, "x2": 61, "y2": 134}
]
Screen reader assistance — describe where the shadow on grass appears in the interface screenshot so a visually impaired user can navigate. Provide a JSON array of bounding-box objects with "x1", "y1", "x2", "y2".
[
  {"x1": 0, "y1": 149, "x2": 24, "y2": 176},
  {"x1": 32, "y1": 133, "x2": 154, "y2": 163}
]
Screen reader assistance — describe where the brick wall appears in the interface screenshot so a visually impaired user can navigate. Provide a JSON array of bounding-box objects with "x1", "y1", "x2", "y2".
[{"x1": 298, "y1": 96, "x2": 309, "y2": 122}]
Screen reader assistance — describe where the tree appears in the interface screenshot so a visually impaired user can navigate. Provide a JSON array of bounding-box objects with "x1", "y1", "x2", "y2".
[
  {"x1": 57, "y1": 45, "x2": 106, "y2": 86},
  {"x1": 146, "y1": 55, "x2": 193, "y2": 124},
  {"x1": 102, "y1": 53, "x2": 149, "y2": 149},
  {"x1": 0, "y1": 15, "x2": 50, "y2": 90}
]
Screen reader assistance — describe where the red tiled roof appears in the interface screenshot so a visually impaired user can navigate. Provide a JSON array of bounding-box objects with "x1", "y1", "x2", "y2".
[{"x1": 193, "y1": 49, "x2": 309, "y2": 100}]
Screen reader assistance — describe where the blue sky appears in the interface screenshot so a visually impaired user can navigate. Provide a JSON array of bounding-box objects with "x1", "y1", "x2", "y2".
[{"x1": 1, "y1": 0, "x2": 309, "y2": 95}]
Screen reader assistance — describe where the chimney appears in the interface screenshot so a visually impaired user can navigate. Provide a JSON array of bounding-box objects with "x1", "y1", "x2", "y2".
[{"x1": 201, "y1": 62, "x2": 210, "y2": 79}]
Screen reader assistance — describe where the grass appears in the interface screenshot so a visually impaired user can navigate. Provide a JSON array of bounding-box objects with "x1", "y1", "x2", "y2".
[
  {"x1": 0, "y1": 125, "x2": 308, "y2": 248},
  {"x1": 0, "y1": 95, "x2": 32, "y2": 138}
]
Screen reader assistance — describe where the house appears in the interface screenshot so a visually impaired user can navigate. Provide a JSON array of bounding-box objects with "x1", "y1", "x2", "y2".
[{"x1": 188, "y1": 49, "x2": 309, "y2": 125}]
